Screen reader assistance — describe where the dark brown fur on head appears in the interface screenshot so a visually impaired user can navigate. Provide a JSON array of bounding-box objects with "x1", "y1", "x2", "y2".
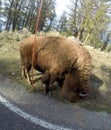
[{"x1": 62, "y1": 70, "x2": 91, "y2": 102}]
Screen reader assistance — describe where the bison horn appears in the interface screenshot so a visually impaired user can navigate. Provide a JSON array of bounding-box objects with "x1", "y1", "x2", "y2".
[{"x1": 79, "y1": 93, "x2": 89, "y2": 97}]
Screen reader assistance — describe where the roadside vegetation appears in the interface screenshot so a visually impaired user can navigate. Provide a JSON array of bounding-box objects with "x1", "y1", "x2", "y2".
[{"x1": 0, "y1": 0, "x2": 111, "y2": 49}]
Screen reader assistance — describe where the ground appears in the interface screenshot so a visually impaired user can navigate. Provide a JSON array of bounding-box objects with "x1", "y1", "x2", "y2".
[{"x1": 0, "y1": 30, "x2": 111, "y2": 113}]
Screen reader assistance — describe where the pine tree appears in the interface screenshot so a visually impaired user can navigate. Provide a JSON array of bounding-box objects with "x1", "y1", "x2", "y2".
[{"x1": 68, "y1": 0, "x2": 111, "y2": 48}]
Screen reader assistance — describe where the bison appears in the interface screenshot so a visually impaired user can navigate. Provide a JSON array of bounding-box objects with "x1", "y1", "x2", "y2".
[{"x1": 20, "y1": 36, "x2": 92, "y2": 100}]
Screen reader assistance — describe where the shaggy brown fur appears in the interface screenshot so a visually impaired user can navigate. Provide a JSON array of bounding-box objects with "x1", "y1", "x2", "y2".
[
  {"x1": 20, "y1": 36, "x2": 92, "y2": 99},
  {"x1": 62, "y1": 69, "x2": 91, "y2": 102}
]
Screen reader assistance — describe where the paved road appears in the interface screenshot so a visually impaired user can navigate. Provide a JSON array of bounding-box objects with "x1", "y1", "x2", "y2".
[
  {"x1": 0, "y1": 76, "x2": 111, "y2": 130},
  {"x1": 0, "y1": 103, "x2": 47, "y2": 130}
]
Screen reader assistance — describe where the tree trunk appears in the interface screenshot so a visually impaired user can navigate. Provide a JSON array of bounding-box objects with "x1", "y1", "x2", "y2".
[
  {"x1": 5, "y1": 0, "x2": 14, "y2": 31},
  {"x1": 12, "y1": 0, "x2": 24, "y2": 31},
  {"x1": 77, "y1": 19, "x2": 85, "y2": 40},
  {"x1": 21, "y1": 0, "x2": 31, "y2": 28},
  {"x1": 83, "y1": 29, "x2": 93, "y2": 45},
  {"x1": 73, "y1": 0, "x2": 78, "y2": 37},
  {"x1": 77, "y1": 27, "x2": 84, "y2": 40},
  {"x1": 83, "y1": 33, "x2": 90, "y2": 45},
  {"x1": 101, "y1": 33, "x2": 110, "y2": 51}
]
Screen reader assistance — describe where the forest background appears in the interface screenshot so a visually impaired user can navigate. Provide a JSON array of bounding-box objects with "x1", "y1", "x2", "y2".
[{"x1": 0, "y1": 0, "x2": 111, "y2": 51}]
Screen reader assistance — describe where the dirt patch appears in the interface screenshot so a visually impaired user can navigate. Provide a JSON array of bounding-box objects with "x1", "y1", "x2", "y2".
[{"x1": 0, "y1": 31, "x2": 111, "y2": 113}]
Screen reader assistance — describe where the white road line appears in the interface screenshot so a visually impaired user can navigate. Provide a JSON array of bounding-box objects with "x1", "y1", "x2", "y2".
[{"x1": 0, "y1": 94, "x2": 73, "y2": 130}]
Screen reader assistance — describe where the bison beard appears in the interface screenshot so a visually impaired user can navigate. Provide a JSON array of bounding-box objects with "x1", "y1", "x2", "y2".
[{"x1": 20, "y1": 36, "x2": 92, "y2": 102}]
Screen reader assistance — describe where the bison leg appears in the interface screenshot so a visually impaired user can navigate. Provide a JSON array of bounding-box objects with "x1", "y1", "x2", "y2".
[
  {"x1": 49, "y1": 67, "x2": 61, "y2": 84},
  {"x1": 56, "y1": 78, "x2": 64, "y2": 87},
  {"x1": 41, "y1": 71, "x2": 50, "y2": 94},
  {"x1": 21, "y1": 65, "x2": 26, "y2": 79},
  {"x1": 42, "y1": 68, "x2": 61, "y2": 95},
  {"x1": 78, "y1": 69, "x2": 91, "y2": 97}
]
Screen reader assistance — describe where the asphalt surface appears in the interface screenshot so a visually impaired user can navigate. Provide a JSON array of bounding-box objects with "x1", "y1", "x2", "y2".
[
  {"x1": 0, "y1": 103, "x2": 47, "y2": 130},
  {"x1": 0, "y1": 75, "x2": 111, "y2": 130}
]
